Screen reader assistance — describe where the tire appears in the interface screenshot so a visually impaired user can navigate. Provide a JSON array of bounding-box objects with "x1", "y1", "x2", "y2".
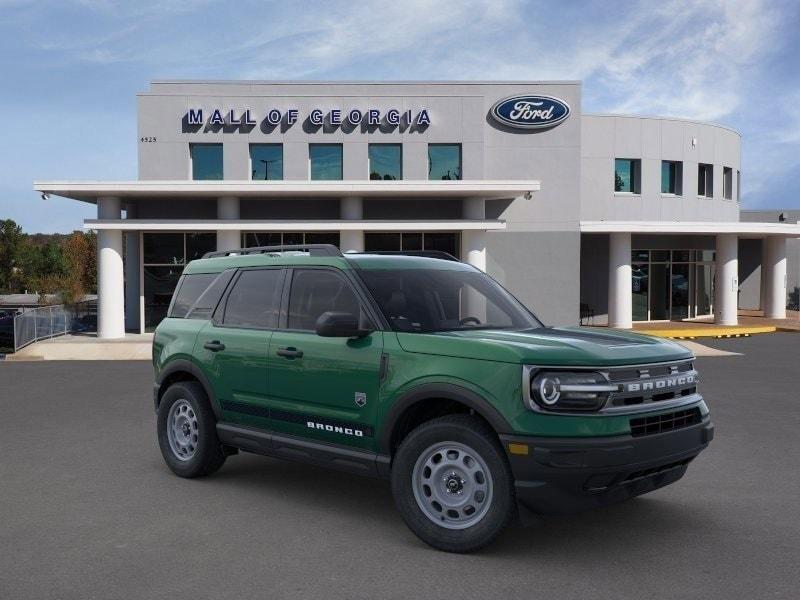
[
  {"x1": 157, "y1": 381, "x2": 226, "y2": 478},
  {"x1": 391, "y1": 414, "x2": 516, "y2": 553}
]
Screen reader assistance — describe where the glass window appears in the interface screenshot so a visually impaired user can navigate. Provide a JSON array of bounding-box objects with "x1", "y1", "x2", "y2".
[
  {"x1": 423, "y1": 232, "x2": 459, "y2": 259},
  {"x1": 250, "y1": 144, "x2": 283, "y2": 181},
  {"x1": 723, "y1": 167, "x2": 733, "y2": 200},
  {"x1": 365, "y1": 233, "x2": 401, "y2": 252},
  {"x1": 661, "y1": 161, "x2": 682, "y2": 194},
  {"x1": 187, "y1": 270, "x2": 236, "y2": 320},
  {"x1": 698, "y1": 163, "x2": 713, "y2": 197},
  {"x1": 223, "y1": 269, "x2": 284, "y2": 329},
  {"x1": 304, "y1": 232, "x2": 340, "y2": 246},
  {"x1": 143, "y1": 233, "x2": 184, "y2": 265},
  {"x1": 402, "y1": 232, "x2": 422, "y2": 251},
  {"x1": 651, "y1": 250, "x2": 670, "y2": 262},
  {"x1": 283, "y1": 232, "x2": 303, "y2": 245},
  {"x1": 309, "y1": 144, "x2": 343, "y2": 180},
  {"x1": 169, "y1": 273, "x2": 218, "y2": 318},
  {"x1": 186, "y1": 233, "x2": 216, "y2": 261},
  {"x1": 191, "y1": 144, "x2": 223, "y2": 180},
  {"x1": 632, "y1": 250, "x2": 650, "y2": 263},
  {"x1": 144, "y1": 266, "x2": 183, "y2": 330},
  {"x1": 428, "y1": 144, "x2": 461, "y2": 180},
  {"x1": 244, "y1": 232, "x2": 282, "y2": 248},
  {"x1": 359, "y1": 268, "x2": 542, "y2": 333},
  {"x1": 369, "y1": 144, "x2": 402, "y2": 180},
  {"x1": 287, "y1": 269, "x2": 362, "y2": 331},
  {"x1": 614, "y1": 158, "x2": 640, "y2": 193}
]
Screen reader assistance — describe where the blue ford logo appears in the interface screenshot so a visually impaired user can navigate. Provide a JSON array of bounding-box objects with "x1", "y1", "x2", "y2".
[{"x1": 490, "y1": 95, "x2": 571, "y2": 130}]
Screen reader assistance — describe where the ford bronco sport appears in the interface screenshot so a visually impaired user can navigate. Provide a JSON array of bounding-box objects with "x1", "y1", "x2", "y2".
[{"x1": 153, "y1": 244, "x2": 713, "y2": 552}]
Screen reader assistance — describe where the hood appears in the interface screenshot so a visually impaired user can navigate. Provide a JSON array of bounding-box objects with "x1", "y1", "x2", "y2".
[{"x1": 395, "y1": 326, "x2": 692, "y2": 366}]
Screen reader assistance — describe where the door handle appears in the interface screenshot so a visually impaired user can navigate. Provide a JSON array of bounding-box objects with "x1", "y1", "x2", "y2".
[
  {"x1": 203, "y1": 340, "x2": 226, "y2": 352},
  {"x1": 276, "y1": 346, "x2": 303, "y2": 359}
]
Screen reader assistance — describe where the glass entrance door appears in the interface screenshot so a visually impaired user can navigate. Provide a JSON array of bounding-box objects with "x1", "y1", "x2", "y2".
[{"x1": 670, "y1": 263, "x2": 691, "y2": 320}]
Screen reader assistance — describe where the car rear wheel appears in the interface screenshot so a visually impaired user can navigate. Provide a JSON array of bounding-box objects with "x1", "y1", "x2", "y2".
[
  {"x1": 391, "y1": 414, "x2": 515, "y2": 552},
  {"x1": 157, "y1": 381, "x2": 226, "y2": 478}
]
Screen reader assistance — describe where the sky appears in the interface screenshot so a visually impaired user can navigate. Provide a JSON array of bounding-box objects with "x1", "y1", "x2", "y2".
[{"x1": 1, "y1": 0, "x2": 799, "y2": 233}]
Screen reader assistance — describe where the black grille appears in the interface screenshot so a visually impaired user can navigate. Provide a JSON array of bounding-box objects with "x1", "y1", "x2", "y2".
[
  {"x1": 629, "y1": 407, "x2": 702, "y2": 437},
  {"x1": 622, "y1": 458, "x2": 692, "y2": 483}
]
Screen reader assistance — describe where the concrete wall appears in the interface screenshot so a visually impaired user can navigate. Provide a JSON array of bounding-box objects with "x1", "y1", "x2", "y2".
[
  {"x1": 741, "y1": 210, "x2": 800, "y2": 310},
  {"x1": 581, "y1": 115, "x2": 741, "y2": 222},
  {"x1": 135, "y1": 80, "x2": 583, "y2": 325}
]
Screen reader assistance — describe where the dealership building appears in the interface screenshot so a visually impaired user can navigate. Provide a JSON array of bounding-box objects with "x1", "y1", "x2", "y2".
[{"x1": 34, "y1": 81, "x2": 800, "y2": 338}]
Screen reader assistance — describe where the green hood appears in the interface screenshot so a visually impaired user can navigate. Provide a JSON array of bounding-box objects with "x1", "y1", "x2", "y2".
[{"x1": 395, "y1": 326, "x2": 692, "y2": 366}]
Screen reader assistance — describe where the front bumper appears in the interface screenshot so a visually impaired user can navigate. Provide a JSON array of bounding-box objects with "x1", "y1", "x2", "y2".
[{"x1": 500, "y1": 417, "x2": 714, "y2": 515}]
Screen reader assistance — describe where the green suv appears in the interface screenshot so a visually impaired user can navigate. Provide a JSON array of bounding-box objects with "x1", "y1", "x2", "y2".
[{"x1": 153, "y1": 244, "x2": 713, "y2": 552}]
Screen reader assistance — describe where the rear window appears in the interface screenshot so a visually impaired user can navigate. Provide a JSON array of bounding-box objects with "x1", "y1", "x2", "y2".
[
  {"x1": 169, "y1": 273, "x2": 218, "y2": 318},
  {"x1": 222, "y1": 268, "x2": 284, "y2": 329}
]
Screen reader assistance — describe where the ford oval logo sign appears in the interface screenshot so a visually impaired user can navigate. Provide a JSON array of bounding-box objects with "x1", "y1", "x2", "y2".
[{"x1": 490, "y1": 95, "x2": 571, "y2": 130}]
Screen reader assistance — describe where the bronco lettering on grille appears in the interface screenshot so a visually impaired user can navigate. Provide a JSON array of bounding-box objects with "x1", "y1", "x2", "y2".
[{"x1": 626, "y1": 374, "x2": 695, "y2": 393}]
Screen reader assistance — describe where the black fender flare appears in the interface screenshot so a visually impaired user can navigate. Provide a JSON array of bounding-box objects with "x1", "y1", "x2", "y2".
[
  {"x1": 378, "y1": 383, "x2": 512, "y2": 455},
  {"x1": 155, "y1": 359, "x2": 220, "y2": 419}
]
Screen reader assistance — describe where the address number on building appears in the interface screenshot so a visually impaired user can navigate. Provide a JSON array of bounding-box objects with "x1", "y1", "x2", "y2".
[{"x1": 140, "y1": 136, "x2": 157, "y2": 143}]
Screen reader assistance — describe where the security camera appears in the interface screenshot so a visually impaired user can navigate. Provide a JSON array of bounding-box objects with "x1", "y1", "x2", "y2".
[
  {"x1": 41, "y1": 192, "x2": 49, "y2": 201},
  {"x1": 523, "y1": 191, "x2": 533, "y2": 200}
]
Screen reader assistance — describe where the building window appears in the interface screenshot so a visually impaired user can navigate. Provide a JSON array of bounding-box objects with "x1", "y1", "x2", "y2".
[
  {"x1": 698, "y1": 163, "x2": 713, "y2": 198},
  {"x1": 242, "y1": 232, "x2": 340, "y2": 248},
  {"x1": 250, "y1": 144, "x2": 283, "y2": 180},
  {"x1": 190, "y1": 144, "x2": 223, "y2": 180},
  {"x1": 142, "y1": 232, "x2": 217, "y2": 330},
  {"x1": 661, "y1": 161, "x2": 683, "y2": 195},
  {"x1": 364, "y1": 232, "x2": 460, "y2": 259},
  {"x1": 428, "y1": 144, "x2": 461, "y2": 180},
  {"x1": 309, "y1": 144, "x2": 343, "y2": 180},
  {"x1": 723, "y1": 166, "x2": 733, "y2": 200},
  {"x1": 614, "y1": 158, "x2": 640, "y2": 193},
  {"x1": 369, "y1": 144, "x2": 402, "y2": 180}
]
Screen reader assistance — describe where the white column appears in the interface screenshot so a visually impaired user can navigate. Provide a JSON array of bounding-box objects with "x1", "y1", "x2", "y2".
[
  {"x1": 608, "y1": 232, "x2": 632, "y2": 329},
  {"x1": 123, "y1": 203, "x2": 140, "y2": 333},
  {"x1": 714, "y1": 233, "x2": 739, "y2": 325},
  {"x1": 217, "y1": 196, "x2": 240, "y2": 251},
  {"x1": 764, "y1": 236, "x2": 787, "y2": 319},
  {"x1": 340, "y1": 196, "x2": 364, "y2": 252},
  {"x1": 461, "y1": 198, "x2": 486, "y2": 271},
  {"x1": 97, "y1": 197, "x2": 125, "y2": 339}
]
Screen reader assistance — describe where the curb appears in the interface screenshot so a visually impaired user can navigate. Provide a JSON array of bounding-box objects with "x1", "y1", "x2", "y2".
[{"x1": 640, "y1": 326, "x2": 777, "y2": 340}]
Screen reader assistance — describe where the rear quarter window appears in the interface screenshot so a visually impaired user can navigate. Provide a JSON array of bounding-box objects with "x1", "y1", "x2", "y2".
[{"x1": 168, "y1": 272, "x2": 221, "y2": 318}]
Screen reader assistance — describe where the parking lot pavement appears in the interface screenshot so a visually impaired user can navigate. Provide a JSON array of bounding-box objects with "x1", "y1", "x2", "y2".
[{"x1": 1, "y1": 334, "x2": 799, "y2": 600}]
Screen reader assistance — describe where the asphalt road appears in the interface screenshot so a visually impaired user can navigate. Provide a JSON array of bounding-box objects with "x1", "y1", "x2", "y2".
[{"x1": 1, "y1": 334, "x2": 799, "y2": 599}]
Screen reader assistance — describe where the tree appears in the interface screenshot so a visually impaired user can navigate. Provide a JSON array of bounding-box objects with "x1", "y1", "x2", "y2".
[
  {"x1": 60, "y1": 230, "x2": 97, "y2": 304},
  {"x1": 0, "y1": 219, "x2": 25, "y2": 293}
]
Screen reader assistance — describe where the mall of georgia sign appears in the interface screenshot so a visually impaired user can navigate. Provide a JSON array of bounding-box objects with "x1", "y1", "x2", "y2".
[{"x1": 490, "y1": 95, "x2": 571, "y2": 130}]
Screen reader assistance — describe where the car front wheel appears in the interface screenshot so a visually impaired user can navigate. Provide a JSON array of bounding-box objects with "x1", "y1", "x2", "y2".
[{"x1": 391, "y1": 414, "x2": 515, "y2": 552}]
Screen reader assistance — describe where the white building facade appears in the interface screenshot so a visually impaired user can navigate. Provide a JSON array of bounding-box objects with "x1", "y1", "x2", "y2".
[{"x1": 34, "y1": 81, "x2": 799, "y2": 338}]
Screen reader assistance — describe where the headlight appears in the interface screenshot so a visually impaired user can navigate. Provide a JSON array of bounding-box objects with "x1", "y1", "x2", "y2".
[{"x1": 528, "y1": 370, "x2": 618, "y2": 412}]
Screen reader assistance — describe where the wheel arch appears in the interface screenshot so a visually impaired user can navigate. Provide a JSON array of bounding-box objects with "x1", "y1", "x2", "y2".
[
  {"x1": 380, "y1": 383, "x2": 512, "y2": 456},
  {"x1": 155, "y1": 359, "x2": 220, "y2": 419}
]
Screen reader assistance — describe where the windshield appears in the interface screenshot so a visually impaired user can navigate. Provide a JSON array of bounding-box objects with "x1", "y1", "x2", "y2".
[{"x1": 357, "y1": 268, "x2": 543, "y2": 333}]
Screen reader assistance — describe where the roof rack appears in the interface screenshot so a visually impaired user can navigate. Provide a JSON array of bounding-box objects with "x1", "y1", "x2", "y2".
[
  {"x1": 355, "y1": 250, "x2": 461, "y2": 262},
  {"x1": 203, "y1": 244, "x2": 343, "y2": 259}
]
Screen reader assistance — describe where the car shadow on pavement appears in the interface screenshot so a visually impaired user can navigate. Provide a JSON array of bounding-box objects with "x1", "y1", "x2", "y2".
[{"x1": 189, "y1": 452, "x2": 715, "y2": 556}]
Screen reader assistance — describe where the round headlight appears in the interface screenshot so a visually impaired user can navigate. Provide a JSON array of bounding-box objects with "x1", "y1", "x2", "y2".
[{"x1": 537, "y1": 375, "x2": 561, "y2": 405}]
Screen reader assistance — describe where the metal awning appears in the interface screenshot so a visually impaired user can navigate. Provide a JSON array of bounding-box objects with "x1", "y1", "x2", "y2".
[
  {"x1": 580, "y1": 220, "x2": 800, "y2": 238},
  {"x1": 35, "y1": 180, "x2": 541, "y2": 203},
  {"x1": 84, "y1": 219, "x2": 507, "y2": 231}
]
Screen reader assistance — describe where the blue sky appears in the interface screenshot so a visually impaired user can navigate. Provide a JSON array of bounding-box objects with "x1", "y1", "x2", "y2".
[{"x1": 1, "y1": 0, "x2": 799, "y2": 233}]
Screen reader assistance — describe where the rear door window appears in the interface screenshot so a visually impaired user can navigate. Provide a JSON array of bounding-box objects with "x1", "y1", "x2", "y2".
[{"x1": 222, "y1": 268, "x2": 284, "y2": 329}]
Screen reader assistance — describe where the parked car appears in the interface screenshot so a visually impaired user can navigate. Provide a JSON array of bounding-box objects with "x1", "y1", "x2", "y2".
[{"x1": 152, "y1": 245, "x2": 713, "y2": 552}]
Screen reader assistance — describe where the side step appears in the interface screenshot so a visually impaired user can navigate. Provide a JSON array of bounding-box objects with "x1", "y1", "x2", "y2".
[{"x1": 216, "y1": 423, "x2": 388, "y2": 479}]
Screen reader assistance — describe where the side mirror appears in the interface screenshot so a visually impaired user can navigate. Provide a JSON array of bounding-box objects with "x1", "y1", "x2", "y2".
[{"x1": 315, "y1": 311, "x2": 372, "y2": 338}]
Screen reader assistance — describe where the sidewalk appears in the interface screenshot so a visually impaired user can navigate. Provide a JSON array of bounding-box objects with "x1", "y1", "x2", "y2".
[{"x1": 7, "y1": 333, "x2": 153, "y2": 361}]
